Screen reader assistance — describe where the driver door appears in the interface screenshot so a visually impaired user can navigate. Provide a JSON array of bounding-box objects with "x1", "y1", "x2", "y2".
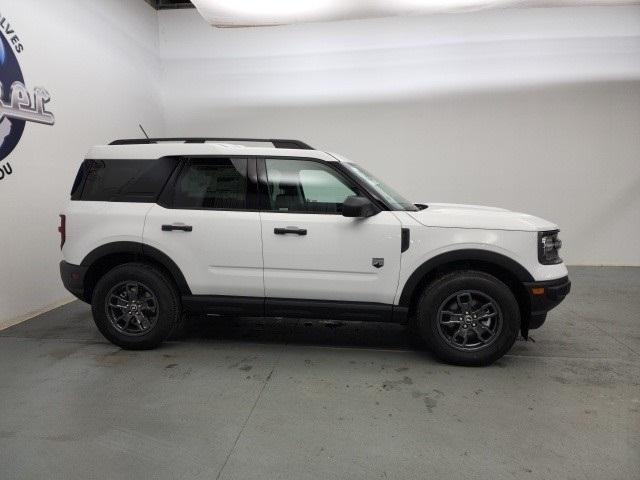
[{"x1": 258, "y1": 157, "x2": 402, "y2": 306}]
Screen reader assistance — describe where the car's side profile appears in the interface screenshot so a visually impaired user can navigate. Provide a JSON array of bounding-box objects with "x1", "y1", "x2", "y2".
[{"x1": 60, "y1": 138, "x2": 570, "y2": 365}]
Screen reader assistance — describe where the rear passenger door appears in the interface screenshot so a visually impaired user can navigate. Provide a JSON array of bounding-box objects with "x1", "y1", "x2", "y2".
[{"x1": 143, "y1": 157, "x2": 264, "y2": 297}]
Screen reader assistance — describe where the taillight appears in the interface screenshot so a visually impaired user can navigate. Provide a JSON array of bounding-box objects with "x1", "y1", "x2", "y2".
[{"x1": 58, "y1": 214, "x2": 66, "y2": 249}]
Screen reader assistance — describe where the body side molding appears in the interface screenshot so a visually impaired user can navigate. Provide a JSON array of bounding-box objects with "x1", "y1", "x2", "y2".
[{"x1": 182, "y1": 295, "x2": 407, "y2": 323}]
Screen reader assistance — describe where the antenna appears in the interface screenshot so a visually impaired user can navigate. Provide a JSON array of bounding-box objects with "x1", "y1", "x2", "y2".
[{"x1": 139, "y1": 124, "x2": 150, "y2": 140}]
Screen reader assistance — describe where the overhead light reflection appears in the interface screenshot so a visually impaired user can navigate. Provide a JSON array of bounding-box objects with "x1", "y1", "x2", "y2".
[{"x1": 190, "y1": 0, "x2": 637, "y2": 27}]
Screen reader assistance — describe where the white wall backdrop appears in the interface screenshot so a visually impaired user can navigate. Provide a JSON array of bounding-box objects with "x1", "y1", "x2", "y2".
[
  {"x1": 158, "y1": 6, "x2": 640, "y2": 267},
  {"x1": 0, "y1": 0, "x2": 163, "y2": 327},
  {"x1": 0, "y1": 2, "x2": 638, "y2": 326}
]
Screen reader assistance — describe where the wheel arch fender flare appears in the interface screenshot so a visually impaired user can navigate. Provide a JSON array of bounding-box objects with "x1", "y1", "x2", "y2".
[
  {"x1": 80, "y1": 241, "x2": 192, "y2": 296},
  {"x1": 397, "y1": 249, "x2": 534, "y2": 308}
]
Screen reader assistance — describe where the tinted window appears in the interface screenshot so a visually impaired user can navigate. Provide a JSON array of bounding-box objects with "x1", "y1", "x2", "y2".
[
  {"x1": 70, "y1": 160, "x2": 91, "y2": 199},
  {"x1": 265, "y1": 159, "x2": 359, "y2": 213},
  {"x1": 79, "y1": 158, "x2": 177, "y2": 202},
  {"x1": 172, "y1": 159, "x2": 247, "y2": 209}
]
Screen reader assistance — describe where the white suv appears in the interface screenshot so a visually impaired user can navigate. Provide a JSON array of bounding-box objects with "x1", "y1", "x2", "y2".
[{"x1": 60, "y1": 138, "x2": 570, "y2": 365}]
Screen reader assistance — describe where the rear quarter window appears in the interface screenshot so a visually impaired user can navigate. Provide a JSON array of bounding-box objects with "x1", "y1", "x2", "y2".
[{"x1": 74, "y1": 158, "x2": 178, "y2": 202}]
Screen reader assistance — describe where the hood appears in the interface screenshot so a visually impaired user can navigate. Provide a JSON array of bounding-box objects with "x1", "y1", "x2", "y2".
[{"x1": 408, "y1": 203, "x2": 558, "y2": 232}]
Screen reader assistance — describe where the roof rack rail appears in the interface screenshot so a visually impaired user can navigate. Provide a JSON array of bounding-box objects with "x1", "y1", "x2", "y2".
[{"x1": 108, "y1": 138, "x2": 314, "y2": 150}]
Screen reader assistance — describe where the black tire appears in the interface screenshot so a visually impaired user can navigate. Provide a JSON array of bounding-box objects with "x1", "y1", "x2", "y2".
[
  {"x1": 91, "y1": 263, "x2": 180, "y2": 350},
  {"x1": 415, "y1": 270, "x2": 520, "y2": 366}
]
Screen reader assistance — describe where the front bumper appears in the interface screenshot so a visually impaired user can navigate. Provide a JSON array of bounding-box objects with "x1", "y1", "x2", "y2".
[
  {"x1": 523, "y1": 275, "x2": 571, "y2": 329},
  {"x1": 60, "y1": 261, "x2": 88, "y2": 301}
]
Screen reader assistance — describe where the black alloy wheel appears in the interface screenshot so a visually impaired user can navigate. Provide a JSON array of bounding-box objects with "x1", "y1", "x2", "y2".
[
  {"x1": 91, "y1": 263, "x2": 180, "y2": 350},
  {"x1": 415, "y1": 270, "x2": 520, "y2": 366},
  {"x1": 436, "y1": 290, "x2": 503, "y2": 351},
  {"x1": 106, "y1": 281, "x2": 159, "y2": 336}
]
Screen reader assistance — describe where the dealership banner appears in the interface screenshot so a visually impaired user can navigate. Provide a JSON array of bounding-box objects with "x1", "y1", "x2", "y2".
[{"x1": 0, "y1": 11, "x2": 55, "y2": 183}]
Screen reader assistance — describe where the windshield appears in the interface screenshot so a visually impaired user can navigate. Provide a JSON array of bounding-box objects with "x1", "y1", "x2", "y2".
[{"x1": 343, "y1": 162, "x2": 418, "y2": 211}]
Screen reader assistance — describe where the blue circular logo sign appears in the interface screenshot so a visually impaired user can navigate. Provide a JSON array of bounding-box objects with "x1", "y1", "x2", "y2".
[
  {"x1": 0, "y1": 32, "x2": 26, "y2": 161},
  {"x1": 0, "y1": 19, "x2": 54, "y2": 178}
]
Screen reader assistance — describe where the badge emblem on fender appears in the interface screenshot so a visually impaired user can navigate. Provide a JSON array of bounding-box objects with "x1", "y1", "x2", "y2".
[{"x1": 372, "y1": 258, "x2": 384, "y2": 269}]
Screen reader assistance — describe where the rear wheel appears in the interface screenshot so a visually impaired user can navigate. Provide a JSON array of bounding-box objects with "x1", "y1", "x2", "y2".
[
  {"x1": 416, "y1": 270, "x2": 520, "y2": 366},
  {"x1": 91, "y1": 263, "x2": 180, "y2": 350}
]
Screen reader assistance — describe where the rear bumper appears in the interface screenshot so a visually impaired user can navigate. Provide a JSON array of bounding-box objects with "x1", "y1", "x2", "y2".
[
  {"x1": 523, "y1": 275, "x2": 571, "y2": 329},
  {"x1": 60, "y1": 261, "x2": 88, "y2": 301}
]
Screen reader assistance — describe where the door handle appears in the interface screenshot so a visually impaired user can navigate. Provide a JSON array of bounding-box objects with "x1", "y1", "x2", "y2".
[
  {"x1": 274, "y1": 227, "x2": 307, "y2": 236},
  {"x1": 162, "y1": 224, "x2": 193, "y2": 232}
]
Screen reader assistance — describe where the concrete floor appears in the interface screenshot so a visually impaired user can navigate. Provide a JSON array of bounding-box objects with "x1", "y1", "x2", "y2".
[{"x1": 0, "y1": 266, "x2": 638, "y2": 479}]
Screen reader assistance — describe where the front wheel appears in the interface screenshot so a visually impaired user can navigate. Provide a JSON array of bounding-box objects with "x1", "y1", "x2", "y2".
[
  {"x1": 91, "y1": 263, "x2": 180, "y2": 350},
  {"x1": 416, "y1": 271, "x2": 520, "y2": 366}
]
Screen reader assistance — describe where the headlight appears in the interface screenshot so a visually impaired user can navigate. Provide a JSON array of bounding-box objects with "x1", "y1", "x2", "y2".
[{"x1": 538, "y1": 230, "x2": 563, "y2": 265}]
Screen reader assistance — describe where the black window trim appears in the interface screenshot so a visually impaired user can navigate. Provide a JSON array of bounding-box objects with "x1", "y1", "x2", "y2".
[{"x1": 73, "y1": 154, "x2": 394, "y2": 213}]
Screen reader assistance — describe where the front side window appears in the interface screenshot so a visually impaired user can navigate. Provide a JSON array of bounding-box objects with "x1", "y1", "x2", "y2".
[
  {"x1": 265, "y1": 159, "x2": 359, "y2": 213},
  {"x1": 172, "y1": 158, "x2": 247, "y2": 209}
]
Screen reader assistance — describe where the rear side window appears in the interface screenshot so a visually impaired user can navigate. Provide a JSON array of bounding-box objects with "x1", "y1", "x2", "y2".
[
  {"x1": 75, "y1": 158, "x2": 177, "y2": 202},
  {"x1": 171, "y1": 158, "x2": 247, "y2": 210}
]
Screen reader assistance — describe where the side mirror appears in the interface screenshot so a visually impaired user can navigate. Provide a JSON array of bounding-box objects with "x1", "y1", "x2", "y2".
[{"x1": 342, "y1": 196, "x2": 379, "y2": 218}]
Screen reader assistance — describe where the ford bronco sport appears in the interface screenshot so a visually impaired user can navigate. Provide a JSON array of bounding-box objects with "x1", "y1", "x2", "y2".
[{"x1": 60, "y1": 138, "x2": 570, "y2": 365}]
